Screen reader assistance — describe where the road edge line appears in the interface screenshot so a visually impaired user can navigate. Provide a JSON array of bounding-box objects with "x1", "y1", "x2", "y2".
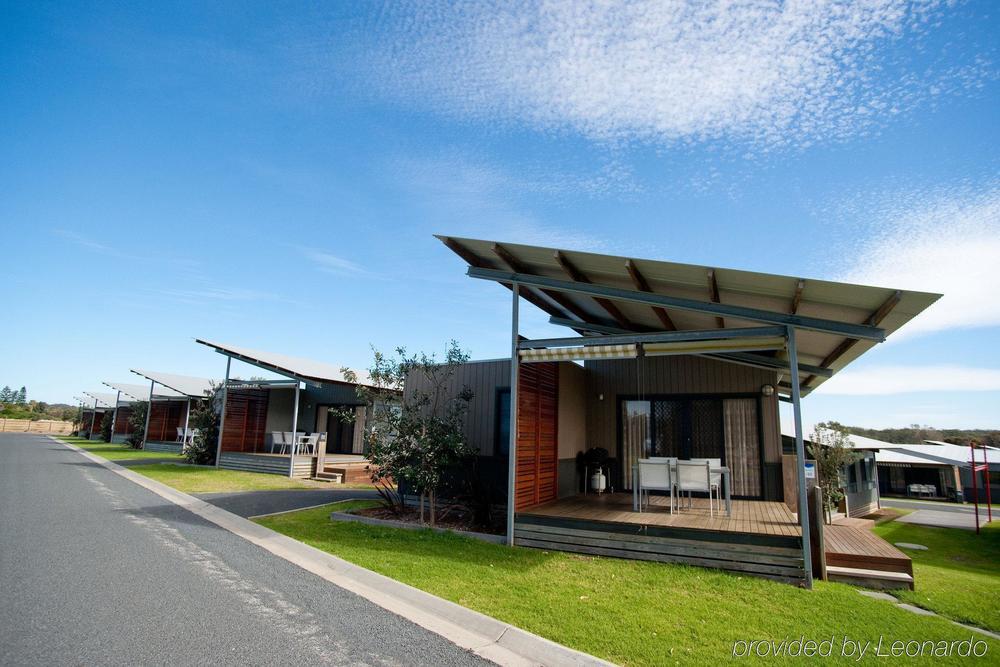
[{"x1": 48, "y1": 436, "x2": 613, "y2": 667}]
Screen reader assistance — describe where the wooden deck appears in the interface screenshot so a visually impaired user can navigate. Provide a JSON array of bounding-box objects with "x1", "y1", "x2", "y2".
[
  {"x1": 825, "y1": 522, "x2": 913, "y2": 575},
  {"x1": 519, "y1": 493, "x2": 801, "y2": 537}
]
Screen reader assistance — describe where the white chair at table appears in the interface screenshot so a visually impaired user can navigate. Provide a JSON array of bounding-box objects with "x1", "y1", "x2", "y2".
[
  {"x1": 690, "y1": 458, "x2": 722, "y2": 502},
  {"x1": 271, "y1": 431, "x2": 287, "y2": 455},
  {"x1": 175, "y1": 427, "x2": 185, "y2": 443},
  {"x1": 675, "y1": 460, "x2": 717, "y2": 517},
  {"x1": 298, "y1": 433, "x2": 319, "y2": 456},
  {"x1": 637, "y1": 459, "x2": 673, "y2": 513}
]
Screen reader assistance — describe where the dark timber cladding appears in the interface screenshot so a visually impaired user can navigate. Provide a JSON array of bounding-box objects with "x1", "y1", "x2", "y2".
[
  {"x1": 147, "y1": 402, "x2": 186, "y2": 441},
  {"x1": 515, "y1": 362, "x2": 558, "y2": 510},
  {"x1": 221, "y1": 389, "x2": 268, "y2": 452},
  {"x1": 113, "y1": 405, "x2": 133, "y2": 434}
]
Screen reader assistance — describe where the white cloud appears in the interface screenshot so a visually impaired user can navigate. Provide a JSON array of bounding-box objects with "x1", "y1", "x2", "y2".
[
  {"x1": 301, "y1": 249, "x2": 367, "y2": 276},
  {"x1": 360, "y1": 1, "x2": 991, "y2": 148},
  {"x1": 838, "y1": 181, "x2": 1000, "y2": 336},
  {"x1": 818, "y1": 365, "x2": 1000, "y2": 395}
]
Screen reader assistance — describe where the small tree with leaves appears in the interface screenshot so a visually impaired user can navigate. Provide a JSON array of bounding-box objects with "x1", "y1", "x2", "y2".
[
  {"x1": 185, "y1": 385, "x2": 223, "y2": 465},
  {"x1": 126, "y1": 401, "x2": 148, "y2": 448},
  {"x1": 99, "y1": 411, "x2": 114, "y2": 443},
  {"x1": 0, "y1": 386, "x2": 11, "y2": 403},
  {"x1": 807, "y1": 421, "x2": 861, "y2": 523},
  {"x1": 14, "y1": 387, "x2": 27, "y2": 405},
  {"x1": 341, "y1": 341, "x2": 475, "y2": 526}
]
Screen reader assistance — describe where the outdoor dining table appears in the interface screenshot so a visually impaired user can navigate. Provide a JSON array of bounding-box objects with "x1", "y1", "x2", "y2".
[{"x1": 631, "y1": 462, "x2": 732, "y2": 516}]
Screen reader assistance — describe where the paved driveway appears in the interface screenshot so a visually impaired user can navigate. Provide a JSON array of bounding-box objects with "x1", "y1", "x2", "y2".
[
  {"x1": 882, "y1": 498, "x2": 988, "y2": 530},
  {"x1": 196, "y1": 488, "x2": 381, "y2": 518},
  {"x1": 0, "y1": 433, "x2": 488, "y2": 666}
]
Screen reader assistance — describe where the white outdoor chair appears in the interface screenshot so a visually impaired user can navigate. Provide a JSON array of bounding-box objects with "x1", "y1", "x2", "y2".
[
  {"x1": 637, "y1": 459, "x2": 673, "y2": 513},
  {"x1": 298, "y1": 434, "x2": 319, "y2": 456},
  {"x1": 175, "y1": 427, "x2": 185, "y2": 443},
  {"x1": 271, "y1": 431, "x2": 287, "y2": 455},
  {"x1": 690, "y1": 458, "x2": 722, "y2": 499},
  {"x1": 675, "y1": 460, "x2": 718, "y2": 517}
]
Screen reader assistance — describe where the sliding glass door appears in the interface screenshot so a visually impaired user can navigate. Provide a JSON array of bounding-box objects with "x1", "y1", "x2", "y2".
[{"x1": 621, "y1": 396, "x2": 762, "y2": 497}]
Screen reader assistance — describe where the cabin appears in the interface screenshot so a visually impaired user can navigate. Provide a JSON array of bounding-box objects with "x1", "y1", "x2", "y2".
[
  {"x1": 876, "y1": 441, "x2": 998, "y2": 504},
  {"x1": 781, "y1": 431, "x2": 882, "y2": 519},
  {"x1": 128, "y1": 370, "x2": 216, "y2": 453},
  {"x1": 420, "y1": 235, "x2": 940, "y2": 588},
  {"x1": 79, "y1": 391, "x2": 118, "y2": 440},
  {"x1": 102, "y1": 381, "x2": 162, "y2": 444},
  {"x1": 196, "y1": 340, "x2": 382, "y2": 481}
]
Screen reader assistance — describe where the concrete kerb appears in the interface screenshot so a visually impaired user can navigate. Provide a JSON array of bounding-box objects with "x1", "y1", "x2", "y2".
[{"x1": 49, "y1": 436, "x2": 612, "y2": 667}]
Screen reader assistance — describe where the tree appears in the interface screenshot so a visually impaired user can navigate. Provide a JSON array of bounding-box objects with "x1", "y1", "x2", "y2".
[
  {"x1": 341, "y1": 341, "x2": 475, "y2": 526},
  {"x1": 99, "y1": 411, "x2": 114, "y2": 443},
  {"x1": 126, "y1": 401, "x2": 148, "y2": 449},
  {"x1": 807, "y1": 422, "x2": 861, "y2": 523},
  {"x1": 185, "y1": 385, "x2": 223, "y2": 465},
  {"x1": 15, "y1": 387, "x2": 27, "y2": 404},
  {"x1": 0, "y1": 386, "x2": 11, "y2": 403}
]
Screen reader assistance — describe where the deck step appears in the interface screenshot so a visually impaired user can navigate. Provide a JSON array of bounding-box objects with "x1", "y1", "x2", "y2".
[
  {"x1": 827, "y1": 565, "x2": 914, "y2": 590},
  {"x1": 314, "y1": 471, "x2": 344, "y2": 483},
  {"x1": 323, "y1": 464, "x2": 371, "y2": 484}
]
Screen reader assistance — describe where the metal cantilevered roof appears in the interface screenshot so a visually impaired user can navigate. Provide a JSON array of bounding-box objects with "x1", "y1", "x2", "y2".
[
  {"x1": 438, "y1": 236, "x2": 941, "y2": 395},
  {"x1": 195, "y1": 339, "x2": 373, "y2": 388},
  {"x1": 130, "y1": 369, "x2": 215, "y2": 399},
  {"x1": 81, "y1": 391, "x2": 119, "y2": 409},
  {"x1": 103, "y1": 381, "x2": 184, "y2": 402}
]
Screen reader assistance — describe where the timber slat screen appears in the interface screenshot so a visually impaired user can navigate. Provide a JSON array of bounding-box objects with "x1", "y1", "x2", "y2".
[
  {"x1": 515, "y1": 362, "x2": 558, "y2": 511},
  {"x1": 221, "y1": 389, "x2": 269, "y2": 453},
  {"x1": 113, "y1": 406, "x2": 133, "y2": 435},
  {"x1": 0, "y1": 419, "x2": 75, "y2": 434},
  {"x1": 147, "y1": 402, "x2": 185, "y2": 441}
]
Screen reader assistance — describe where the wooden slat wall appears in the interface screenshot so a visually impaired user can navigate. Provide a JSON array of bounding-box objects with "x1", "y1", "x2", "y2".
[
  {"x1": 515, "y1": 362, "x2": 559, "y2": 511},
  {"x1": 404, "y1": 359, "x2": 511, "y2": 456},
  {"x1": 147, "y1": 402, "x2": 185, "y2": 442},
  {"x1": 114, "y1": 406, "x2": 133, "y2": 435},
  {"x1": 584, "y1": 355, "x2": 781, "y2": 463},
  {"x1": 221, "y1": 389, "x2": 269, "y2": 453}
]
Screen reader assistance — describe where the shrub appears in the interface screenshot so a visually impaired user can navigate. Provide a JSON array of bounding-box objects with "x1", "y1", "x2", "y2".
[
  {"x1": 99, "y1": 411, "x2": 113, "y2": 443},
  {"x1": 184, "y1": 385, "x2": 222, "y2": 465},
  {"x1": 126, "y1": 401, "x2": 148, "y2": 449}
]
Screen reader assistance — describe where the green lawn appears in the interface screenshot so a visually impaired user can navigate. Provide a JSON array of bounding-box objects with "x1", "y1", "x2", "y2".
[
  {"x1": 257, "y1": 504, "x2": 998, "y2": 666},
  {"x1": 873, "y1": 520, "x2": 1000, "y2": 633},
  {"x1": 128, "y1": 463, "x2": 336, "y2": 493},
  {"x1": 56, "y1": 435, "x2": 185, "y2": 462}
]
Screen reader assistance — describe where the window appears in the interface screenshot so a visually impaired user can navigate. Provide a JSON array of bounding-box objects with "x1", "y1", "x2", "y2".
[{"x1": 495, "y1": 389, "x2": 511, "y2": 456}]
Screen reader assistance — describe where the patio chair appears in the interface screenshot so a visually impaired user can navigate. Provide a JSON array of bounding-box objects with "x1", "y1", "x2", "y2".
[
  {"x1": 298, "y1": 434, "x2": 319, "y2": 456},
  {"x1": 690, "y1": 457, "x2": 722, "y2": 500},
  {"x1": 637, "y1": 459, "x2": 673, "y2": 513},
  {"x1": 175, "y1": 427, "x2": 185, "y2": 443},
  {"x1": 271, "y1": 431, "x2": 287, "y2": 455},
  {"x1": 675, "y1": 460, "x2": 717, "y2": 517}
]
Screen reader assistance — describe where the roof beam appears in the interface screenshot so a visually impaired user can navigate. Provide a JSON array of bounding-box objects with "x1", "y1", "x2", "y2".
[
  {"x1": 554, "y1": 250, "x2": 637, "y2": 331},
  {"x1": 707, "y1": 269, "x2": 724, "y2": 328},
  {"x1": 469, "y1": 266, "x2": 887, "y2": 341},
  {"x1": 491, "y1": 244, "x2": 593, "y2": 324},
  {"x1": 439, "y1": 236, "x2": 583, "y2": 325},
  {"x1": 790, "y1": 279, "x2": 805, "y2": 315},
  {"x1": 800, "y1": 289, "x2": 902, "y2": 388},
  {"x1": 625, "y1": 259, "x2": 677, "y2": 330},
  {"x1": 520, "y1": 326, "x2": 787, "y2": 349},
  {"x1": 548, "y1": 316, "x2": 831, "y2": 378}
]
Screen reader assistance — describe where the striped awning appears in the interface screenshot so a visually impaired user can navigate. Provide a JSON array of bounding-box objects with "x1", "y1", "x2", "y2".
[
  {"x1": 644, "y1": 336, "x2": 786, "y2": 357},
  {"x1": 519, "y1": 343, "x2": 638, "y2": 363}
]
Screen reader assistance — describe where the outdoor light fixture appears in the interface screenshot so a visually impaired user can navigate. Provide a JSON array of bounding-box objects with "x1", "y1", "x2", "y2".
[{"x1": 761, "y1": 384, "x2": 775, "y2": 396}]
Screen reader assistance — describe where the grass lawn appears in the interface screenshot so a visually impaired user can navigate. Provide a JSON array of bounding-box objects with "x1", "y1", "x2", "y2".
[
  {"x1": 257, "y1": 504, "x2": 998, "y2": 666},
  {"x1": 55, "y1": 435, "x2": 185, "y2": 462},
  {"x1": 873, "y1": 520, "x2": 1000, "y2": 633},
  {"x1": 129, "y1": 463, "x2": 341, "y2": 493}
]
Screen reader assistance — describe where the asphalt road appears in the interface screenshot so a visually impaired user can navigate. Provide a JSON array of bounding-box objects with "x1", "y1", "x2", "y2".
[
  {"x1": 196, "y1": 488, "x2": 381, "y2": 518},
  {"x1": 880, "y1": 498, "x2": 976, "y2": 514},
  {"x1": 0, "y1": 433, "x2": 489, "y2": 666}
]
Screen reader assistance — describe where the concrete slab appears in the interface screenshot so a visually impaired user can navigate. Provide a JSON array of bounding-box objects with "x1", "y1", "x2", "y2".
[{"x1": 896, "y1": 509, "x2": 979, "y2": 530}]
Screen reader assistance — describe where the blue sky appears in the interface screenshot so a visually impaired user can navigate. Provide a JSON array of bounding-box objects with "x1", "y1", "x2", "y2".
[{"x1": 2, "y1": 1, "x2": 998, "y2": 429}]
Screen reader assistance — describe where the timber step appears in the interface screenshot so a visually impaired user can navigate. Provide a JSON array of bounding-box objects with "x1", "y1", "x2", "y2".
[
  {"x1": 824, "y1": 524, "x2": 913, "y2": 578},
  {"x1": 323, "y1": 463, "x2": 371, "y2": 484},
  {"x1": 314, "y1": 471, "x2": 344, "y2": 483},
  {"x1": 827, "y1": 565, "x2": 914, "y2": 590}
]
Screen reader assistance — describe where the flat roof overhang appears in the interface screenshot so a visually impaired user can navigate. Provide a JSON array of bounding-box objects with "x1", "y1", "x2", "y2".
[{"x1": 437, "y1": 236, "x2": 941, "y2": 396}]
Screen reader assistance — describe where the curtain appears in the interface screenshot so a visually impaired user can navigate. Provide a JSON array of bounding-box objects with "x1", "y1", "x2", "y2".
[
  {"x1": 621, "y1": 400, "x2": 650, "y2": 490},
  {"x1": 723, "y1": 398, "x2": 761, "y2": 497}
]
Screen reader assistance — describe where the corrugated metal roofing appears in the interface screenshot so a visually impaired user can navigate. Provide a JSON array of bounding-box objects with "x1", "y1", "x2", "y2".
[
  {"x1": 103, "y1": 381, "x2": 184, "y2": 402},
  {"x1": 81, "y1": 391, "x2": 120, "y2": 409},
  {"x1": 439, "y1": 236, "x2": 941, "y2": 395},
  {"x1": 195, "y1": 339, "x2": 373, "y2": 387},
  {"x1": 130, "y1": 370, "x2": 215, "y2": 399}
]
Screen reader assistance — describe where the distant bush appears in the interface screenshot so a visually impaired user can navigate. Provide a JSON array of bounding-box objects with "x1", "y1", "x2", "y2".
[
  {"x1": 99, "y1": 411, "x2": 113, "y2": 443},
  {"x1": 126, "y1": 401, "x2": 148, "y2": 449},
  {"x1": 185, "y1": 384, "x2": 222, "y2": 465}
]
